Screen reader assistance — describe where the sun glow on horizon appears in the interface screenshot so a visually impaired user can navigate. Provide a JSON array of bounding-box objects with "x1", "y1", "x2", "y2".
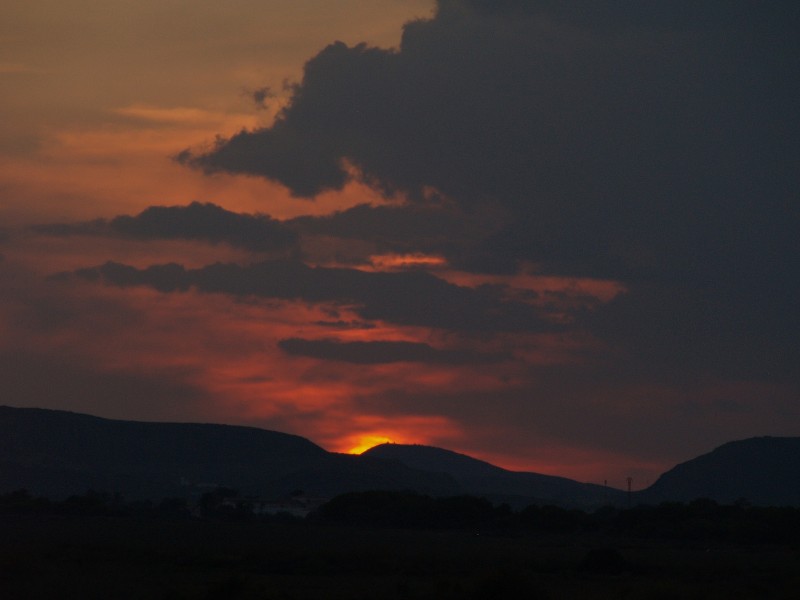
[
  {"x1": 346, "y1": 434, "x2": 396, "y2": 455},
  {"x1": 330, "y1": 416, "x2": 462, "y2": 456}
]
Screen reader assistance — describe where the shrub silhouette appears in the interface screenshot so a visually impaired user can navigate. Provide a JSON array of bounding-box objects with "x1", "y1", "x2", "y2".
[
  {"x1": 0, "y1": 489, "x2": 51, "y2": 514},
  {"x1": 579, "y1": 547, "x2": 627, "y2": 574},
  {"x1": 317, "y1": 490, "x2": 509, "y2": 529}
]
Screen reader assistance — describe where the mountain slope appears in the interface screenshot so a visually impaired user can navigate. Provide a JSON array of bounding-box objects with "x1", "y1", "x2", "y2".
[
  {"x1": 640, "y1": 436, "x2": 800, "y2": 506},
  {"x1": 363, "y1": 443, "x2": 624, "y2": 508},
  {"x1": 7, "y1": 406, "x2": 796, "y2": 508},
  {"x1": 0, "y1": 406, "x2": 458, "y2": 500}
]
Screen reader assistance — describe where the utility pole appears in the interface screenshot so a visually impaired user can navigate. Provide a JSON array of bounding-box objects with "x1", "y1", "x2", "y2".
[{"x1": 626, "y1": 477, "x2": 633, "y2": 508}]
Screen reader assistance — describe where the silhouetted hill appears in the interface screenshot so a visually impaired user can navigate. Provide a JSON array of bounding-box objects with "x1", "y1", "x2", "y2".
[
  {"x1": 0, "y1": 406, "x2": 457, "y2": 500},
  {"x1": 640, "y1": 437, "x2": 800, "y2": 506},
  {"x1": 363, "y1": 443, "x2": 624, "y2": 508},
  {"x1": 7, "y1": 406, "x2": 796, "y2": 508}
]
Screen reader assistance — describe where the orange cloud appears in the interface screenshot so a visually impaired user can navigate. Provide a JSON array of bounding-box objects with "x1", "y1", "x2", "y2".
[
  {"x1": 368, "y1": 252, "x2": 447, "y2": 270},
  {"x1": 0, "y1": 107, "x2": 388, "y2": 228}
]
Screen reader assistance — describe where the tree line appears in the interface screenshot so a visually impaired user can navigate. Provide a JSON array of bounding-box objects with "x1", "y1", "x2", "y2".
[{"x1": 3, "y1": 488, "x2": 800, "y2": 544}]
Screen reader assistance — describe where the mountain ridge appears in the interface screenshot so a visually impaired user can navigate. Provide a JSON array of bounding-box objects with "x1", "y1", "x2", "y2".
[
  {"x1": 2, "y1": 406, "x2": 799, "y2": 507},
  {"x1": 0, "y1": 405, "x2": 457, "y2": 500},
  {"x1": 640, "y1": 436, "x2": 800, "y2": 506},
  {"x1": 363, "y1": 443, "x2": 623, "y2": 508}
]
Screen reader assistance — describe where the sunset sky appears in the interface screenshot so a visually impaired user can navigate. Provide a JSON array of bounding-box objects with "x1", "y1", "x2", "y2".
[{"x1": 2, "y1": 0, "x2": 798, "y2": 488}]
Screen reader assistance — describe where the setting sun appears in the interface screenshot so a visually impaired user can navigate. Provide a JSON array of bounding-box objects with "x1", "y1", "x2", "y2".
[{"x1": 347, "y1": 435, "x2": 395, "y2": 455}]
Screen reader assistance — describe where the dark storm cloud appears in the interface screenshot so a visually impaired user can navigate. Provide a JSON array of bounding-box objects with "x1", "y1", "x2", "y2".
[
  {"x1": 175, "y1": 123, "x2": 350, "y2": 197},
  {"x1": 178, "y1": 0, "x2": 800, "y2": 382},
  {"x1": 442, "y1": 0, "x2": 795, "y2": 29},
  {"x1": 286, "y1": 201, "x2": 494, "y2": 268},
  {"x1": 288, "y1": 202, "x2": 481, "y2": 249},
  {"x1": 69, "y1": 259, "x2": 557, "y2": 333},
  {"x1": 278, "y1": 337, "x2": 509, "y2": 365},
  {"x1": 33, "y1": 202, "x2": 298, "y2": 253},
  {"x1": 180, "y1": 0, "x2": 798, "y2": 276},
  {"x1": 583, "y1": 282, "x2": 800, "y2": 383},
  {"x1": 249, "y1": 86, "x2": 274, "y2": 110},
  {"x1": 0, "y1": 228, "x2": 8, "y2": 262}
]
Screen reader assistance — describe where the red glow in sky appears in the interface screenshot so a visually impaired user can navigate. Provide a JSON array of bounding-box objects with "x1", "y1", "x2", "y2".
[{"x1": 1, "y1": 0, "x2": 798, "y2": 489}]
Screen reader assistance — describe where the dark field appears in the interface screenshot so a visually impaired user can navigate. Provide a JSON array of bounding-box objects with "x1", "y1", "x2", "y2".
[{"x1": 1, "y1": 513, "x2": 799, "y2": 599}]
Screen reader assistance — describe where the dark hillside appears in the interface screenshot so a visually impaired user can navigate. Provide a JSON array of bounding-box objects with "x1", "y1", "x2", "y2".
[
  {"x1": 640, "y1": 437, "x2": 800, "y2": 506},
  {"x1": 0, "y1": 406, "x2": 457, "y2": 500},
  {"x1": 7, "y1": 406, "x2": 796, "y2": 508},
  {"x1": 363, "y1": 443, "x2": 624, "y2": 508}
]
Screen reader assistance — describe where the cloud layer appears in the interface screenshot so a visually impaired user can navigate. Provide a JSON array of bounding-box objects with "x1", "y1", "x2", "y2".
[
  {"x1": 7, "y1": 0, "x2": 799, "y2": 484},
  {"x1": 178, "y1": 0, "x2": 800, "y2": 383},
  {"x1": 34, "y1": 202, "x2": 298, "y2": 254},
  {"x1": 182, "y1": 0, "x2": 798, "y2": 275},
  {"x1": 69, "y1": 259, "x2": 558, "y2": 333},
  {"x1": 278, "y1": 337, "x2": 509, "y2": 365}
]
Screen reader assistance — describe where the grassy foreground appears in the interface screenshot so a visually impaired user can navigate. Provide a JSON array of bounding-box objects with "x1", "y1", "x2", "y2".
[{"x1": 1, "y1": 512, "x2": 799, "y2": 599}]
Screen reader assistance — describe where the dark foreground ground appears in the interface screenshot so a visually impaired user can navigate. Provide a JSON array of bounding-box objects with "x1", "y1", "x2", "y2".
[{"x1": 1, "y1": 513, "x2": 799, "y2": 599}]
